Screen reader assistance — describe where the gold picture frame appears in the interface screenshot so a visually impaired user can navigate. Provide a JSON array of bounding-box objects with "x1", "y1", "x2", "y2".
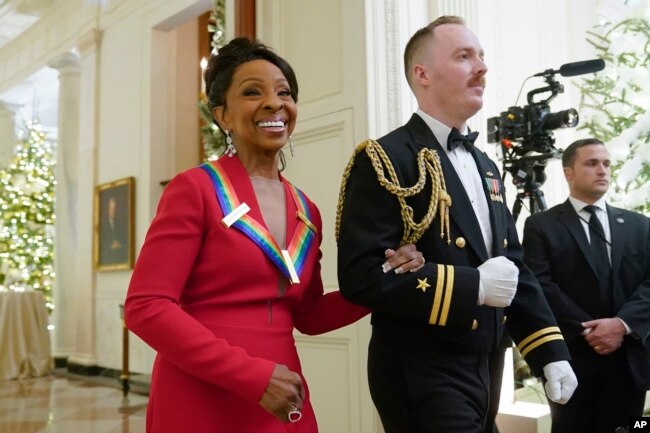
[{"x1": 93, "y1": 177, "x2": 135, "y2": 271}]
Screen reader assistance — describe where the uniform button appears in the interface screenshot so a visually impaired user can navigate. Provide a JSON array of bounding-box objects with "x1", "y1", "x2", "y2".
[
  {"x1": 455, "y1": 237, "x2": 466, "y2": 248},
  {"x1": 472, "y1": 319, "x2": 478, "y2": 330},
  {"x1": 501, "y1": 316, "x2": 508, "y2": 325}
]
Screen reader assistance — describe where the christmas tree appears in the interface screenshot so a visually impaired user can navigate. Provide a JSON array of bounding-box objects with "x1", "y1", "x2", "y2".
[
  {"x1": 577, "y1": 11, "x2": 650, "y2": 215},
  {"x1": 199, "y1": 0, "x2": 227, "y2": 161},
  {"x1": 0, "y1": 120, "x2": 56, "y2": 311}
]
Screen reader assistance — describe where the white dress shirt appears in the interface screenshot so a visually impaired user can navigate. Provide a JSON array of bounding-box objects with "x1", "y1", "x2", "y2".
[
  {"x1": 416, "y1": 109, "x2": 493, "y2": 257},
  {"x1": 568, "y1": 196, "x2": 611, "y2": 262}
]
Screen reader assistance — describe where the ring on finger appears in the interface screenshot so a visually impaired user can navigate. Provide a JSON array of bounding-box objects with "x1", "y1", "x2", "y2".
[{"x1": 288, "y1": 405, "x2": 302, "y2": 423}]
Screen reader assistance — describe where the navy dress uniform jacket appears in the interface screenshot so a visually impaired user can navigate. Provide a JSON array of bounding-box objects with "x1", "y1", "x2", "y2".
[{"x1": 337, "y1": 114, "x2": 570, "y2": 375}]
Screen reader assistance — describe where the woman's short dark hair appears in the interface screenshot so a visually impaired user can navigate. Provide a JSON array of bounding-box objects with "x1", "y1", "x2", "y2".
[{"x1": 203, "y1": 38, "x2": 299, "y2": 119}]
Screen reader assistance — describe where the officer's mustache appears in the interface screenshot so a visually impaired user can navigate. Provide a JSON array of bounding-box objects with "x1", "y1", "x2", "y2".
[{"x1": 469, "y1": 76, "x2": 486, "y2": 88}]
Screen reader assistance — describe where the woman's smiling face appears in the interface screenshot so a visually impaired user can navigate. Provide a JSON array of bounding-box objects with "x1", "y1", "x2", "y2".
[{"x1": 214, "y1": 59, "x2": 297, "y2": 155}]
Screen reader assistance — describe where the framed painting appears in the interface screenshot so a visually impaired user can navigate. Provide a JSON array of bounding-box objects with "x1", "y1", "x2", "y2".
[{"x1": 93, "y1": 177, "x2": 135, "y2": 271}]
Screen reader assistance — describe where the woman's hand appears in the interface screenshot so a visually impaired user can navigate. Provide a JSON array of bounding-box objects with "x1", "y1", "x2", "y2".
[
  {"x1": 259, "y1": 364, "x2": 305, "y2": 423},
  {"x1": 382, "y1": 244, "x2": 426, "y2": 274}
]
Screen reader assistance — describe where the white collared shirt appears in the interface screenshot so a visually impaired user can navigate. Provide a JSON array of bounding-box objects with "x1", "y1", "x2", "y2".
[
  {"x1": 416, "y1": 109, "x2": 493, "y2": 257},
  {"x1": 568, "y1": 196, "x2": 611, "y2": 261}
]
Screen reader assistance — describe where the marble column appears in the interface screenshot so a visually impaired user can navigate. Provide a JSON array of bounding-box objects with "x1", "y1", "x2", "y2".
[
  {"x1": 65, "y1": 29, "x2": 102, "y2": 370},
  {"x1": 47, "y1": 52, "x2": 81, "y2": 361},
  {"x1": 0, "y1": 101, "x2": 18, "y2": 168}
]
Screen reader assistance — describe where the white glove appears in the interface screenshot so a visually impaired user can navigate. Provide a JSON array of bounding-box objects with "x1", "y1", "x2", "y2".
[
  {"x1": 543, "y1": 361, "x2": 577, "y2": 404},
  {"x1": 477, "y1": 256, "x2": 518, "y2": 307}
]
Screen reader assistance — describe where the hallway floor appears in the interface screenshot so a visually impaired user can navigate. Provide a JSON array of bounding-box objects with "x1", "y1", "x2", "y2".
[{"x1": 0, "y1": 374, "x2": 147, "y2": 433}]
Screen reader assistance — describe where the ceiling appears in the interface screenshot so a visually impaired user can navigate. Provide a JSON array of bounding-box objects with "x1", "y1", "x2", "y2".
[
  {"x1": 0, "y1": 0, "x2": 54, "y2": 50},
  {"x1": 0, "y1": 0, "x2": 58, "y2": 133}
]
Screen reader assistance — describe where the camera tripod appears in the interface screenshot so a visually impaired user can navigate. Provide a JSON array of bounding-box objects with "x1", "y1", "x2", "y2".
[{"x1": 512, "y1": 187, "x2": 548, "y2": 223}]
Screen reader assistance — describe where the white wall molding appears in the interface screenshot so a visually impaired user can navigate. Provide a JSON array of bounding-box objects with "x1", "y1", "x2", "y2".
[
  {"x1": 295, "y1": 329, "x2": 364, "y2": 433},
  {"x1": 13, "y1": 0, "x2": 55, "y2": 15},
  {"x1": 77, "y1": 28, "x2": 102, "y2": 56},
  {"x1": 365, "y1": 0, "x2": 399, "y2": 137}
]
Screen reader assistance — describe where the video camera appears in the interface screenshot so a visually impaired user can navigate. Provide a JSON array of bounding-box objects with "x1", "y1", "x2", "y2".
[{"x1": 486, "y1": 59, "x2": 605, "y2": 220}]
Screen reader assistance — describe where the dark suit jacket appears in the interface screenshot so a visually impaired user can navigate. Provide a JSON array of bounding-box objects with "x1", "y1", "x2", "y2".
[
  {"x1": 523, "y1": 200, "x2": 650, "y2": 390},
  {"x1": 337, "y1": 114, "x2": 570, "y2": 375}
]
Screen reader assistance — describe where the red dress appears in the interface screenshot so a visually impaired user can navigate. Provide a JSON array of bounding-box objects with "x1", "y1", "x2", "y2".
[{"x1": 125, "y1": 156, "x2": 369, "y2": 433}]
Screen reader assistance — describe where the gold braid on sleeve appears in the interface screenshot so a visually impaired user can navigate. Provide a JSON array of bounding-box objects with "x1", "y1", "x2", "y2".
[{"x1": 335, "y1": 139, "x2": 451, "y2": 246}]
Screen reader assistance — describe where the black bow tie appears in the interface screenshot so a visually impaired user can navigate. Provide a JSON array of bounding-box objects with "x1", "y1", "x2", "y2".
[{"x1": 447, "y1": 128, "x2": 479, "y2": 152}]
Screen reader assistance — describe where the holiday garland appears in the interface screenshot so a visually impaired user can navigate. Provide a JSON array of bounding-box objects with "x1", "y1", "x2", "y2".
[{"x1": 199, "y1": 0, "x2": 227, "y2": 162}]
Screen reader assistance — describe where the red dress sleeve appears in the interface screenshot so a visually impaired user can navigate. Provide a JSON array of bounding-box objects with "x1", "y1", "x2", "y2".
[{"x1": 292, "y1": 200, "x2": 371, "y2": 335}]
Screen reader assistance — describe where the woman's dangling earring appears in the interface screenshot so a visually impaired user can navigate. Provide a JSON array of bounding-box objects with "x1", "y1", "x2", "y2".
[
  {"x1": 224, "y1": 130, "x2": 237, "y2": 157},
  {"x1": 289, "y1": 136, "x2": 294, "y2": 157}
]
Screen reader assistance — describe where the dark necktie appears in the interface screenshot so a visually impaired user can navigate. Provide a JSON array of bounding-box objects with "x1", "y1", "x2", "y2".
[
  {"x1": 447, "y1": 127, "x2": 479, "y2": 152},
  {"x1": 584, "y1": 205, "x2": 612, "y2": 314}
]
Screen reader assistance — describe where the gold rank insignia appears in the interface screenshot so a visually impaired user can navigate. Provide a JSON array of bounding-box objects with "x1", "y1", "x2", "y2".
[
  {"x1": 428, "y1": 264, "x2": 455, "y2": 326},
  {"x1": 416, "y1": 278, "x2": 430, "y2": 292},
  {"x1": 455, "y1": 237, "x2": 466, "y2": 248},
  {"x1": 517, "y1": 326, "x2": 564, "y2": 357}
]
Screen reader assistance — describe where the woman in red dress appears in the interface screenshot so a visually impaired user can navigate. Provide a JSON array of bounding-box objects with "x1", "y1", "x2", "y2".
[{"x1": 125, "y1": 38, "x2": 425, "y2": 433}]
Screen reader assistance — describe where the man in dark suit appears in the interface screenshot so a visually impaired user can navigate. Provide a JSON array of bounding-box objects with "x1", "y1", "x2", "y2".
[
  {"x1": 336, "y1": 16, "x2": 577, "y2": 433},
  {"x1": 522, "y1": 138, "x2": 650, "y2": 433}
]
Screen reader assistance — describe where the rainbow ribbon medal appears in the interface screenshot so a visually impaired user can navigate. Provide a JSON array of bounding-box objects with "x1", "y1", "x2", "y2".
[
  {"x1": 201, "y1": 162, "x2": 316, "y2": 284},
  {"x1": 484, "y1": 177, "x2": 503, "y2": 203}
]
